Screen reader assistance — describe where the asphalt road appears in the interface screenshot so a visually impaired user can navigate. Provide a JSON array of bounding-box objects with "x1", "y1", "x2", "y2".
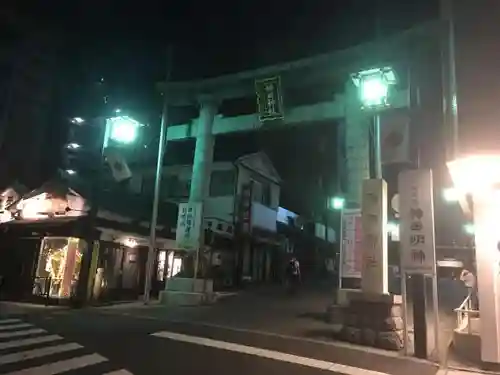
[{"x1": 0, "y1": 305, "x2": 440, "y2": 375}]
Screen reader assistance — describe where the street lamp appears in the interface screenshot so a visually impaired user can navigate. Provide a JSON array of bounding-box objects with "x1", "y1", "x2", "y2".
[
  {"x1": 351, "y1": 67, "x2": 397, "y2": 178},
  {"x1": 67, "y1": 143, "x2": 81, "y2": 150},
  {"x1": 72, "y1": 113, "x2": 142, "y2": 306},
  {"x1": 328, "y1": 196, "x2": 345, "y2": 210},
  {"x1": 71, "y1": 117, "x2": 85, "y2": 125},
  {"x1": 106, "y1": 115, "x2": 140, "y2": 145}
]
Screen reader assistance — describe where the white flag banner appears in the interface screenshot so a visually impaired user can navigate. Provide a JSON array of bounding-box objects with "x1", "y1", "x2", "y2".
[
  {"x1": 105, "y1": 150, "x2": 132, "y2": 182},
  {"x1": 381, "y1": 111, "x2": 410, "y2": 164}
]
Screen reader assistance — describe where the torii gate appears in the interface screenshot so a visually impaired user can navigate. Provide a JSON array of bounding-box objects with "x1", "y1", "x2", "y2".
[
  {"x1": 162, "y1": 25, "x2": 434, "y2": 207},
  {"x1": 159, "y1": 24, "x2": 433, "y2": 298}
]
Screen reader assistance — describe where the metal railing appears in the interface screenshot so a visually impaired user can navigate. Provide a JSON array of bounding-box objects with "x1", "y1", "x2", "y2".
[{"x1": 454, "y1": 292, "x2": 479, "y2": 334}]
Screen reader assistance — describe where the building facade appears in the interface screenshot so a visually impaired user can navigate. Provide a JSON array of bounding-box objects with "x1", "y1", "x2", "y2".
[{"x1": 130, "y1": 152, "x2": 282, "y2": 287}]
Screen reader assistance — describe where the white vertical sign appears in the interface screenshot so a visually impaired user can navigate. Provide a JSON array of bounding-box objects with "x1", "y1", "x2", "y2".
[
  {"x1": 361, "y1": 179, "x2": 388, "y2": 294},
  {"x1": 399, "y1": 169, "x2": 436, "y2": 275},
  {"x1": 175, "y1": 202, "x2": 202, "y2": 251},
  {"x1": 341, "y1": 209, "x2": 363, "y2": 279}
]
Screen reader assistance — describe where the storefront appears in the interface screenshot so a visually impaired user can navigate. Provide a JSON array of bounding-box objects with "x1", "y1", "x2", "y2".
[{"x1": 32, "y1": 237, "x2": 84, "y2": 299}]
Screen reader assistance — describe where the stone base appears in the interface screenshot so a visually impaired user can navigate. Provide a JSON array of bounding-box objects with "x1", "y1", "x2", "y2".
[
  {"x1": 159, "y1": 290, "x2": 216, "y2": 306},
  {"x1": 340, "y1": 292, "x2": 404, "y2": 351}
]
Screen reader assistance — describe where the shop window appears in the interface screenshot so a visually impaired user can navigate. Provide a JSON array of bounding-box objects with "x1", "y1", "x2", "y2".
[{"x1": 33, "y1": 237, "x2": 84, "y2": 299}]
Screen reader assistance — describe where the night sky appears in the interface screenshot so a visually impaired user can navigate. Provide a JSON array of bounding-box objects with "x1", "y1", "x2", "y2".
[{"x1": 8, "y1": 0, "x2": 437, "y2": 215}]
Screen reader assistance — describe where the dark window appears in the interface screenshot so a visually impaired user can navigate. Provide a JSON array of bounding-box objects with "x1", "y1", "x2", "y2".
[
  {"x1": 209, "y1": 170, "x2": 235, "y2": 197},
  {"x1": 163, "y1": 175, "x2": 190, "y2": 198}
]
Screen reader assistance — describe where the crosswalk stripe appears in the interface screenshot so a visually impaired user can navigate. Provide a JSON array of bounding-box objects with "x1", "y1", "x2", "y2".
[
  {"x1": 0, "y1": 328, "x2": 45, "y2": 339},
  {"x1": 0, "y1": 324, "x2": 33, "y2": 332},
  {"x1": 103, "y1": 370, "x2": 134, "y2": 375},
  {"x1": 0, "y1": 342, "x2": 83, "y2": 365},
  {"x1": 0, "y1": 335, "x2": 63, "y2": 350},
  {"x1": 0, "y1": 319, "x2": 21, "y2": 325},
  {"x1": 3, "y1": 353, "x2": 108, "y2": 375}
]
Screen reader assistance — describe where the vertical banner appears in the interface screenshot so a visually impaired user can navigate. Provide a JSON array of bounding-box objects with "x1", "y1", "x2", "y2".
[
  {"x1": 255, "y1": 76, "x2": 284, "y2": 122},
  {"x1": 175, "y1": 202, "x2": 203, "y2": 251},
  {"x1": 341, "y1": 208, "x2": 363, "y2": 279},
  {"x1": 398, "y1": 169, "x2": 436, "y2": 275},
  {"x1": 237, "y1": 182, "x2": 253, "y2": 233}
]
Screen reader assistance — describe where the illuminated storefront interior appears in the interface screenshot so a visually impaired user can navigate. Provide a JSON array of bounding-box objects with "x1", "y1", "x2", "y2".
[
  {"x1": 33, "y1": 237, "x2": 85, "y2": 299},
  {"x1": 157, "y1": 250, "x2": 182, "y2": 281}
]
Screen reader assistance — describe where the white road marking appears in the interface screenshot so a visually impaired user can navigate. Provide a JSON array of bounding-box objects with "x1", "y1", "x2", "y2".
[
  {"x1": 0, "y1": 335, "x2": 63, "y2": 350},
  {"x1": 0, "y1": 342, "x2": 83, "y2": 365},
  {"x1": 152, "y1": 331, "x2": 390, "y2": 375},
  {"x1": 0, "y1": 319, "x2": 21, "y2": 325},
  {"x1": 103, "y1": 370, "x2": 135, "y2": 375},
  {"x1": 0, "y1": 328, "x2": 45, "y2": 339},
  {"x1": 3, "y1": 353, "x2": 107, "y2": 375},
  {"x1": 0, "y1": 323, "x2": 32, "y2": 331}
]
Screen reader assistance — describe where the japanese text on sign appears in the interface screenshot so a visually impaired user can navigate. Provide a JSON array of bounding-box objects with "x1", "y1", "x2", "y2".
[
  {"x1": 255, "y1": 76, "x2": 284, "y2": 122},
  {"x1": 399, "y1": 169, "x2": 436, "y2": 275},
  {"x1": 175, "y1": 202, "x2": 202, "y2": 251}
]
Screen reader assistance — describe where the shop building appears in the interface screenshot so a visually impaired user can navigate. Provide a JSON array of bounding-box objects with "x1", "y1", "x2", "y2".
[{"x1": 0, "y1": 179, "x2": 178, "y2": 303}]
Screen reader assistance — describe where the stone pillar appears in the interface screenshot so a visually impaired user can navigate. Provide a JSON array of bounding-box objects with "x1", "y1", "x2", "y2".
[
  {"x1": 182, "y1": 98, "x2": 217, "y2": 282},
  {"x1": 189, "y1": 98, "x2": 217, "y2": 202},
  {"x1": 337, "y1": 83, "x2": 401, "y2": 352},
  {"x1": 344, "y1": 82, "x2": 371, "y2": 207}
]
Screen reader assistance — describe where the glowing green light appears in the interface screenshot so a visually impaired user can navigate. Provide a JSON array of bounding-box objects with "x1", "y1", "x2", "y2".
[
  {"x1": 351, "y1": 67, "x2": 397, "y2": 108},
  {"x1": 108, "y1": 116, "x2": 139, "y2": 144},
  {"x1": 329, "y1": 196, "x2": 345, "y2": 210}
]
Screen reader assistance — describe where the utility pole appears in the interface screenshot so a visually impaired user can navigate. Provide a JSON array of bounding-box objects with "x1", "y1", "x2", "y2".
[
  {"x1": 440, "y1": 0, "x2": 459, "y2": 159},
  {"x1": 143, "y1": 47, "x2": 174, "y2": 304}
]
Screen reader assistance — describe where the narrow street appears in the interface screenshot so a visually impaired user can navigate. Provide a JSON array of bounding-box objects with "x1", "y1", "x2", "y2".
[{"x1": 0, "y1": 286, "x2": 443, "y2": 375}]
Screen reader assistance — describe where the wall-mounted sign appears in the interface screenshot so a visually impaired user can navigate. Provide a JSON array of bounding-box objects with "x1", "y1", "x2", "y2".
[
  {"x1": 175, "y1": 202, "x2": 202, "y2": 251},
  {"x1": 255, "y1": 76, "x2": 284, "y2": 122}
]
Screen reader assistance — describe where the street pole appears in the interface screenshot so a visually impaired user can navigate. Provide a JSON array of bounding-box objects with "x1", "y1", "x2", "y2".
[
  {"x1": 440, "y1": 0, "x2": 459, "y2": 159},
  {"x1": 143, "y1": 47, "x2": 173, "y2": 304},
  {"x1": 74, "y1": 118, "x2": 111, "y2": 307},
  {"x1": 373, "y1": 113, "x2": 382, "y2": 179}
]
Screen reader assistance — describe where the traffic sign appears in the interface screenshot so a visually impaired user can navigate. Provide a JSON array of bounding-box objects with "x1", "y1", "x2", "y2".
[{"x1": 398, "y1": 169, "x2": 436, "y2": 275}]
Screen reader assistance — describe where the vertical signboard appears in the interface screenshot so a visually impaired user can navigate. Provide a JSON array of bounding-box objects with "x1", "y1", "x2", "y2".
[
  {"x1": 255, "y1": 76, "x2": 284, "y2": 122},
  {"x1": 399, "y1": 169, "x2": 436, "y2": 275},
  {"x1": 341, "y1": 209, "x2": 363, "y2": 279},
  {"x1": 361, "y1": 179, "x2": 388, "y2": 294},
  {"x1": 175, "y1": 202, "x2": 202, "y2": 251},
  {"x1": 237, "y1": 182, "x2": 253, "y2": 233}
]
